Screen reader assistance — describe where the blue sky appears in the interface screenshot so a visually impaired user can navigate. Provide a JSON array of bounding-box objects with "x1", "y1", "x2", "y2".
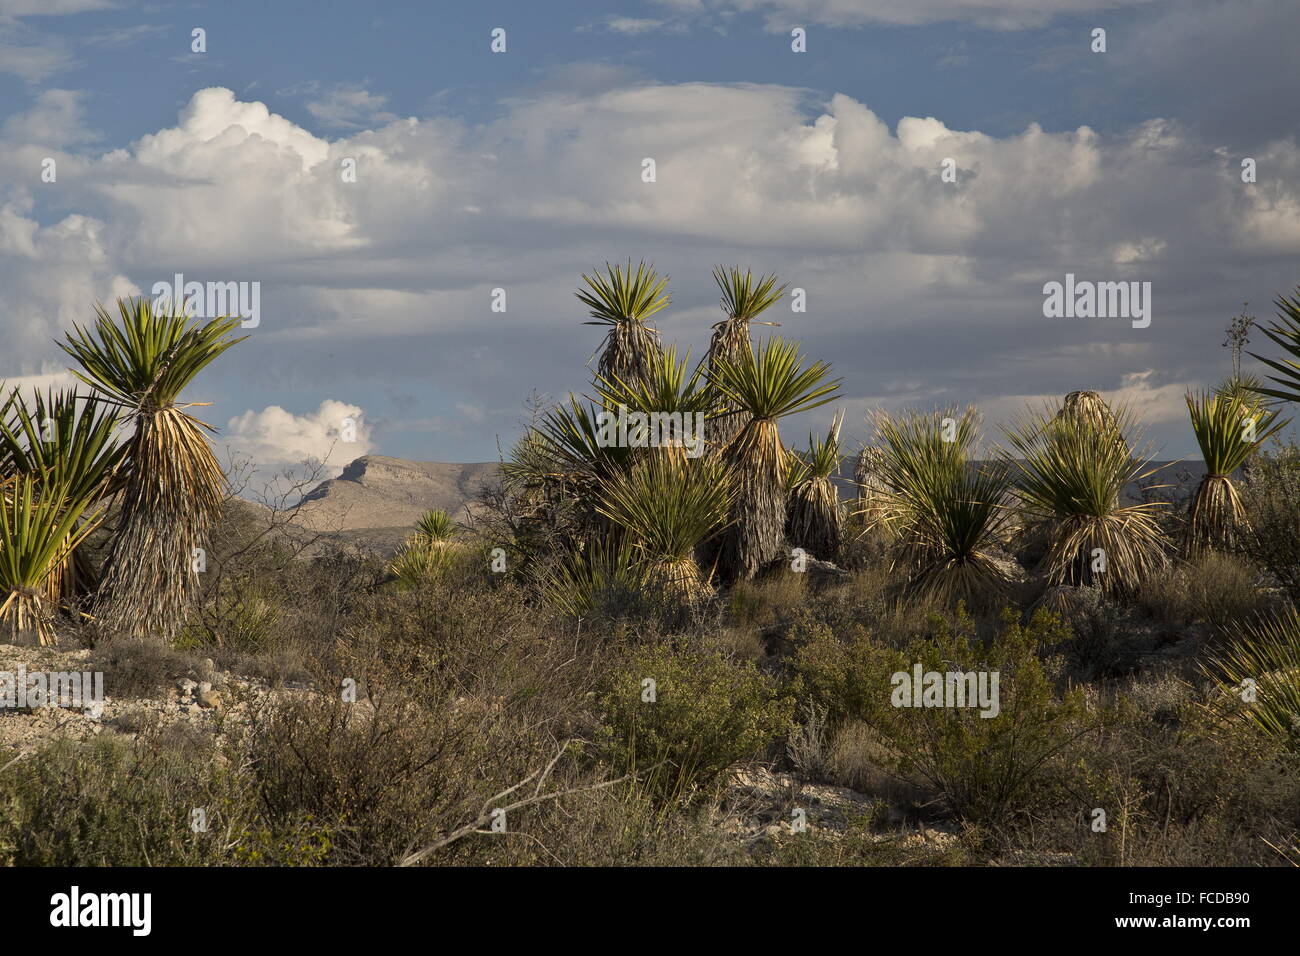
[{"x1": 2, "y1": 0, "x2": 1299, "y2": 477}]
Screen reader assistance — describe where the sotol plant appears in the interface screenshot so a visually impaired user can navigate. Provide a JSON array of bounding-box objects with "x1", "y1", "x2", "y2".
[
  {"x1": 1248, "y1": 289, "x2": 1300, "y2": 405},
  {"x1": 1203, "y1": 607, "x2": 1300, "y2": 754},
  {"x1": 0, "y1": 386, "x2": 124, "y2": 605},
  {"x1": 596, "y1": 455, "x2": 735, "y2": 606},
  {"x1": 0, "y1": 472, "x2": 104, "y2": 645},
  {"x1": 1002, "y1": 401, "x2": 1166, "y2": 596},
  {"x1": 389, "y1": 509, "x2": 462, "y2": 586},
  {"x1": 869, "y1": 407, "x2": 1012, "y2": 605}
]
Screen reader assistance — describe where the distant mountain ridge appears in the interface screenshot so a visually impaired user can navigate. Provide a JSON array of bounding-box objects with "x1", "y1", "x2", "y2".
[
  {"x1": 281, "y1": 454, "x2": 1205, "y2": 557},
  {"x1": 292, "y1": 456, "x2": 500, "y2": 543}
]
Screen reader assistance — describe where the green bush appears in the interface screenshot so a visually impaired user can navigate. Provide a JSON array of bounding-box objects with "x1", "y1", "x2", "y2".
[
  {"x1": 1240, "y1": 440, "x2": 1300, "y2": 601},
  {"x1": 0, "y1": 728, "x2": 309, "y2": 866},
  {"x1": 793, "y1": 606, "x2": 1085, "y2": 826},
  {"x1": 600, "y1": 642, "x2": 794, "y2": 805}
]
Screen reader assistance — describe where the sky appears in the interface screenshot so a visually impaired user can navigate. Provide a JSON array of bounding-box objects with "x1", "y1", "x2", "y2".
[{"x1": 2, "y1": 0, "x2": 1299, "y2": 480}]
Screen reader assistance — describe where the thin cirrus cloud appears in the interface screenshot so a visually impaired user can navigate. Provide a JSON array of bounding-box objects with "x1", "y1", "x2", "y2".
[{"x1": 651, "y1": 0, "x2": 1157, "y2": 29}]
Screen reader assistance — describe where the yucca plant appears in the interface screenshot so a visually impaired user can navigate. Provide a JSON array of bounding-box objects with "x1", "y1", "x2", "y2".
[
  {"x1": 389, "y1": 509, "x2": 462, "y2": 586},
  {"x1": 707, "y1": 337, "x2": 840, "y2": 582},
  {"x1": 530, "y1": 397, "x2": 637, "y2": 506},
  {"x1": 0, "y1": 472, "x2": 104, "y2": 645},
  {"x1": 1184, "y1": 390, "x2": 1287, "y2": 555},
  {"x1": 59, "y1": 297, "x2": 246, "y2": 642},
  {"x1": 1202, "y1": 606, "x2": 1300, "y2": 754},
  {"x1": 578, "y1": 260, "x2": 668, "y2": 388},
  {"x1": 0, "y1": 386, "x2": 125, "y2": 603},
  {"x1": 537, "y1": 538, "x2": 646, "y2": 618},
  {"x1": 786, "y1": 411, "x2": 845, "y2": 561},
  {"x1": 868, "y1": 407, "x2": 1012, "y2": 604},
  {"x1": 706, "y1": 267, "x2": 787, "y2": 451},
  {"x1": 1214, "y1": 372, "x2": 1267, "y2": 405},
  {"x1": 596, "y1": 455, "x2": 735, "y2": 605},
  {"x1": 593, "y1": 345, "x2": 714, "y2": 462},
  {"x1": 1002, "y1": 402, "x2": 1167, "y2": 596},
  {"x1": 1248, "y1": 288, "x2": 1300, "y2": 404}
]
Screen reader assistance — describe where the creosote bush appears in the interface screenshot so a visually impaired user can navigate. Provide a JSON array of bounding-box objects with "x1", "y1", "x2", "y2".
[{"x1": 600, "y1": 641, "x2": 794, "y2": 805}]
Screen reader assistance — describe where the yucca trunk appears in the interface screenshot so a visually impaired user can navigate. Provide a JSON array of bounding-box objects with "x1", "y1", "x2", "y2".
[
  {"x1": 853, "y1": 445, "x2": 887, "y2": 530},
  {"x1": 44, "y1": 541, "x2": 97, "y2": 606},
  {"x1": 0, "y1": 588, "x2": 53, "y2": 646},
  {"x1": 645, "y1": 556, "x2": 712, "y2": 605},
  {"x1": 787, "y1": 475, "x2": 842, "y2": 560},
  {"x1": 718, "y1": 419, "x2": 786, "y2": 581},
  {"x1": 597, "y1": 321, "x2": 662, "y2": 391},
  {"x1": 1185, "y1": 473, "x2": 1244, "y2": 555},
  {"x1": 93, "y1": 407, "x2": 225, "y2": 642},
  {"x1": 705, "y1": 318, "x2": 751, "y2": 452}
]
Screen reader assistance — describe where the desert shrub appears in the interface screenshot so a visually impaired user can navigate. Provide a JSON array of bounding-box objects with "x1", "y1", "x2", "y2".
[
  {"x1": 599, "y1": 642, "x2": 794, "y2": 805},
  {"x1": 729, "y1": 570, "x2": 810, "y2": 629},
  {"x1": 789, "y1": 617, "x2": 902, "y2": 726},
  {"x1": 1043, "y1": 585, "x2": 1149, "y2": 679},
  {"x1": 475, "y1": 783, "x2": 748, "y2": 866},
  {"x1": 0, "y1": 727, "x2": 268, "y2": 866},
  {"x1": 794, "y1": 606, "x2": 1086, "y2": 827},
  {"x1": 873, "y1": 609, "x2": 1086, "y2": 826},
  {"x1": 1239, "y1": 440, "x2": 1300, "y2": 601},
  {"x1": 245, "y1": 691, "x2": 531, "y2": 865},
  {"x1": 1138, "y1": 551, "x2": 1263, "y2": 634},
  {"x1": 1047, "y1": 682, "x2": 1300, "y2": 866},
  {"x1": 785, "y1": 702, "x2": 831, "y2": 782}
]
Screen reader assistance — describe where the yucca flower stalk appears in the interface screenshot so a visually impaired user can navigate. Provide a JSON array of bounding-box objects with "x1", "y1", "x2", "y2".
[
  {"x1": 60, "y1": 297, "x2": 245, "y2": 643},
  {"x1": 707, "y1": 337, "x2": 840, "y2": 582},
  {"x1": 578, "y1": 260, "x2": 668, "y2": 388},
  {"x1": 706, "y1": 267, "x2": 787, "y2": 451},
  {"x1": 389, "y1": 509, "x2": 462, "y2": 585},
  {"x1": 1202, "y1": 607, "x2": 1300, "y2": 753},
  {"x1": 1184, "y1": 390, "x2": 1287, "y2": 555},
  {"x1": 1002, "y1": 402, "x2": 1167, "y2": 596},
  {"x1": 0, "y1": 472, "x2": 104, "y2": 645},
  {"x1": 0, "y1": 386, "x2": 125, "y2": 603},
  {"x1": 868, "y1": 407, "x2": 1012, "y2": 604},
  {"x1": 597, "y1": 455, "x2": 735, "y2": 605},
  {"x1": 786, "y1": 411, "x2": 845, "y2": 561}
]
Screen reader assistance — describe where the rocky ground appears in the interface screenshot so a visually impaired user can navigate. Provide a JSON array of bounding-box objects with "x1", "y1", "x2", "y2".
[
  {"x1": 0, "y1": 642, "x2": 290, "y2": 756},
  {"x1": 0, "y1": 640, "x2": 975, "y2": 862}
]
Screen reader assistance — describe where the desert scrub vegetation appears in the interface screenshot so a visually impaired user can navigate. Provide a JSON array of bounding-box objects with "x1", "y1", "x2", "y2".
[{"x1": 4, "y1": 281, "x2": 1300, "y2": 867}]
